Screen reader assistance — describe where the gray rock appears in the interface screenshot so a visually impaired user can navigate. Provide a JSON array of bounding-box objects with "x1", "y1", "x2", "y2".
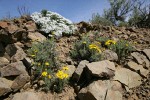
[
  {"x1": 143, "y1": 49, "x2": 150, "y2": 60},
  {"x1": 73, "y1": 60, "x2": 89, "y2": 82},
  {"x1": 127, "y1": 61, "x2": 149, "y2": 77},
  {"x1": 113, "y1": 67, "x2": 142, "y2": 89},
  {"x1": 0, "y1": 78, "x2": 13, "y2": 96},
  {"x1": 1, "y1": 61, "x2": 28, "y2": 77},
  {"x1": 102, "y1": 50, "x2": 118, "y2": 61},
  {"x1": 86, "y1": 60, "x2": 115, "y2": 78},
  {"x1": 78, "y1": 80, "x2": 122, "y2": 100},
  {"x1": 11, "y1": 74, "x2": 30, "y2": 92},
  {"x1": 0, "y1": 57, "x2": 9, "y2": 67}
]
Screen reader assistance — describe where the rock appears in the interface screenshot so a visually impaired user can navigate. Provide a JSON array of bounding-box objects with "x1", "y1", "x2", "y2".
[
  {"x1": 28, "y1": 32, "x2": 46, "y2": 42},
  {"x1": 22, "y1": 57, "x2": 32, "y2": 69},
  {"x1": 11, "y1": 74, "x2": 30, "y2": 92},
  {"x1": 143, "y1": 49, "x2": 150, "y2": 60},
  {"x1": 0, "y1": 57, "x2": 9, "y2": 67},
  {"x1": 0, "y1": 78, "x2": 13, "y2": 96},
  {"x1": 106, "y1": 90, "x2": 122, "y2": 100},
  {"x1": 0, "y1": 29, "x2": 13, "y2": 43},
  {"x1": 12, "y1": 92, "x2": 39, "y2": 100},
  {"x1": 66, "y1": 65, "x2": 76, "y2": 77},
  {"x1": 102, "y1": 50, "x2": 118, "y2": 61},
  {"x1": 25, "y1": 21, "x2": 37, "y2": 32},
  {"x1": 86, "y1": 60, "x2": 115, "y2": 79},
  {"x1": 113, "y1": 67, "x2": 142, "y2": 89},
  {"x1": 1, "y1": 61, "x2": 28, "y2": 77},
  {"x1": 131, "y1": 52, "x2": 144, "y2": 64},
  {"x1": 127, "y1": 61, "x2": 149, "y2": 77},
  {"x1": 0, "y1": 21, "x2": 8, "y2": 28},
  {"x1": 5, "y1": 43, "x2": 26, "y2": 62},
  {"x1": 78, "y1": 80, "x2": 123, "y2": 100},
  {"x1": 0, "y1": 43, "x2": 4, "y2": 53},
  {"x1": 73, "y1": 60, "x2": 89, "y2": 82}
]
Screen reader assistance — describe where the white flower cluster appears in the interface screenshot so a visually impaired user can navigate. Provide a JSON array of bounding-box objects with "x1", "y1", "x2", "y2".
[{"x1": 31, "y1": 10, "x2": 77, "y2": 37}]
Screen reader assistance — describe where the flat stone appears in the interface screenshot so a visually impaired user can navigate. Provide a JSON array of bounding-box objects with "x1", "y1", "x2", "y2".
[
  {"x1": 0, "y1": 57, "x2": 9, "y2": 67},
  {"x1": 1, "y1": 61, "x2": 28, "y2": 77},
  {"x1": 127, "y1": 61, "x2": 149, "y2": 77},
  {"x1": 131, "y1": 52, "x2": 144, "y2": 64},
  {"x1": 78, "y1": 80, "x2": 123, "y2": 100},
  {"x1": 0, "y1": 78, "x2": 13, "y2": 96},
  {"x1": 12, "y1": 92, "x2": 39, "y2": 100},
  {"x1": 86, "y1": 60, "x2": 115, "y2": 78},
  {"x1": 143, "y1": 49, "x2": 150, "y2": 60},
  {"x1": 113, "y1": 67, "x2": 142, "y2": 89}
]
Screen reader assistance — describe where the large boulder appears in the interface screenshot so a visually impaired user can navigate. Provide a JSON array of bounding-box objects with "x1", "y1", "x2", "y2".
[
  {"x1": 78, "y1": 80, "x2": 123, "y2": 100},
  {"x1": 0, "y1": 78, "x2": 13, "y2": 96},
  {"x1": 113, "y1": 67, "x2": 142, "y2": 89},
  {"x1": 0, "y1": 61, "x2": 28, "y2": 77},
  {"x1": 86, "y1": 60, "x2": 115, "y2": 79}
]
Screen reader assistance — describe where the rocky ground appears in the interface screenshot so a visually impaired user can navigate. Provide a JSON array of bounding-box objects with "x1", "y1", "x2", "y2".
[{"x1": 0, "y1": 16, "x2": 150, "y2": 100}]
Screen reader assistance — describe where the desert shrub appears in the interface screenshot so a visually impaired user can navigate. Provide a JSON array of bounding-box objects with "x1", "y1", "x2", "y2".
[
  {"x1": 109, "y1": 40, "x2": 134, "y2": 62},
  {"x1": 28, "y1": 39, "x2": 69, "y2": 92},
  {"x1": 31, "y1": 10, "x2": 77, "y2": 37},
  {"x1": 70, "y1": 36, "x2": 102, "y2": 62},
  {"x1": 90, "y1": 13, "x2": 113, "y2": 26}
]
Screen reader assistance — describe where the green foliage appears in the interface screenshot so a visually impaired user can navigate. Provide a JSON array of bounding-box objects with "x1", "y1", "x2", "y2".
[
  {"x1": 90, "y1": 13, "x2": 113, "y2": 26},
  {"x1": 28, "y1": 39, "x2": 65, "y2": 92},
  {"x1": 41, "y1": 9, "x2": 48, "y2": 17},
  {"x1": 110, "y1": 40, "x2": 134, "y2": 62},
  {"x1": 70, "y1": 36, "x2": 102, "y2": 62},
  {"x1": 118, "y1": 21, "x2": 129, "y2": 27}
]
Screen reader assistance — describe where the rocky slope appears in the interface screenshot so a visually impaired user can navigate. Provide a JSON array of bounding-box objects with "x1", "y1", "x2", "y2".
[{"x1": 0, "y1": 17, "x2": 150, "y2": 100}]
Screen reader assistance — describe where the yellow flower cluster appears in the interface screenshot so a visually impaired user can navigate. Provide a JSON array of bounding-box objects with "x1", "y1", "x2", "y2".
[
  {"x1": 89, "y1": 44, "x2": 101, "y2": 53},
  {"x1": 45, "y1": 62, "x2": 50, "y2": 66},
  {"x1": 56, "y1": 70, "x2": 69, "y2": 79},
  {"x1": 62, "y1": 66, "x2": 69, "y2": 70},
  {"x1": 82, "y1": 41, "x2": 86, "y2": 44},
  {"x1": 105, "y1": 40, "x2": 116, "y2": 45},
  {"x1": 41, "y1": 71, "x2": 52, "y2": 79}
]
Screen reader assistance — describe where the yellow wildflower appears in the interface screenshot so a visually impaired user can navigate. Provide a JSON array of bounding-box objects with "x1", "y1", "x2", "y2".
[
  {"x1": 34, "y1": 49, "x2": 38, "y2": 53},
  {"x1": 42, "y1": 71, "x2": 47, "y2": 77},
  {"x1": 56, "y1": 70, "x2": 64, "y2": 79},
  {"x1": 126, "y1": 44, "x2": 128, "y2": 46},
  {"x1": 63, "y1": 73, "x2": 69, "y2": 78},
  {"x1": 83, "y1": 41, "x2": 86, "y2": 44},
  {"x1": 37, "y1": 63, "x2": 41, "y2": 66},
  {"x1": 62, "y1": 66, "x2": 69, "y2": 70},
  {"x1": 105, "y1": 40, "x2": 116, "y2": 46},
  {"x1": 89, "y1": 44, "x2": 101, "y2": 53},
  {"x1": 48, "y1": 75, "x2": 52, "y2": 79},
  {"x1": 45, "y1": 62, "x2": 50, "y2": 66},
  {"x1": 31, "y1": 54, "x2": 35, "y2": 57}
]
